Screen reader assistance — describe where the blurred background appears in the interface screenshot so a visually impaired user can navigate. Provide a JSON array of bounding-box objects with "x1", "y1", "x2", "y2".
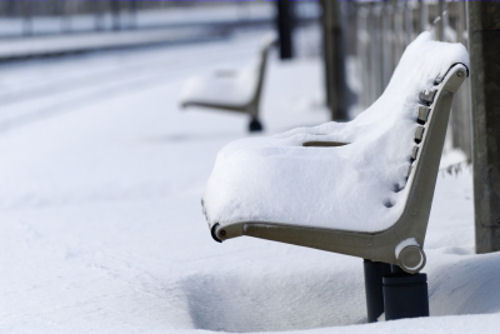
[
  {"x1": 0, "y1": 0, "x2": 315, "y2": 36},
  {"x1": 2, "y1": 2, "x2": 500, "y2": 332},
  {"x1": 0, "y1": 0, "x2": 472, "y2": 156}
]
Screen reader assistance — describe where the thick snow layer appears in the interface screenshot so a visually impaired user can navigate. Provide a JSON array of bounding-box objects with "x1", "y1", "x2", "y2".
[
  {"x1": 180, "y1": 57, "x2": 260, "y2": 106},
  {"x1": 203, "y1": 32, "x2": 469, "y2": 232},
  {"x1": 180, "y1": 33, "x2": 275, "y2": 106},
  {"x1": 1, "y1": 29, "x2": 498, "y2": 334}
]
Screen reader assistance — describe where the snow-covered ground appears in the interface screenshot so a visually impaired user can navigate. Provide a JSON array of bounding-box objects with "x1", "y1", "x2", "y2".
[{"x1": 0, "y1": 30, "x2": 498, "y2": 334}]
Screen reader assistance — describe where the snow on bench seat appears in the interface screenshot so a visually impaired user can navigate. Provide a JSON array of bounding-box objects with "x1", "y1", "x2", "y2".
[
  {"x1": 203, "y1": 32, "x2": 468, "y2": 235},
  {"x1": 180, "y1": 62, "x2": 259, "y2": 107},
  {"x1": 179, "y1": 33, "x2": 275, "y2": 110}
]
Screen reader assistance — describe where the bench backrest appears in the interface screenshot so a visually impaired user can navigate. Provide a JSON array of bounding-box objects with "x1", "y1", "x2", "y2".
[{"x1": 246, "y1": 35, "x2": 276, "y2": 116}]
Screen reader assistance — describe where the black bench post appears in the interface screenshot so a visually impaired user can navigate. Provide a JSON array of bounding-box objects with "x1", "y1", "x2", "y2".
[
  {"x1": 364, "y1": 260, "x2": 391, "y2": 322},
  {"x1": 364, "y1": 261, "x2": 429, "y2": 322},
  {"x1": 382, "y1": 266, "x2": 429, "y2": 320}
]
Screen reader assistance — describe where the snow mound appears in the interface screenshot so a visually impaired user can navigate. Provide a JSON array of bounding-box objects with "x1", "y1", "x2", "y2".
[
  {"x1": 180, "y1": 33, "x2": 275, "y2": 107},
  {"x1": 203, "y1": 31, "x2": 469, "y2": 232}
]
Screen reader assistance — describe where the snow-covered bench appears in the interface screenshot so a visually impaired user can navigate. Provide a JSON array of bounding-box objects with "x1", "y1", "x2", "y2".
[
  {"x1": 202, "y1": 32, "x2": 469, "y2": 321},
  {"x1": 180, "y1": 36, "x2": 276, "y2": 132}
]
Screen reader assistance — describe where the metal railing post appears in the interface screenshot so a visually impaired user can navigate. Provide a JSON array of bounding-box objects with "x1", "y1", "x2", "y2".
[{"x1": 468, "y1": 1, "x2": 500, "y2": 253}]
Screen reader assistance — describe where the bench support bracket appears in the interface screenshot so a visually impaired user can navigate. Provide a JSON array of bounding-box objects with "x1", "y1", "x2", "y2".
[
  {"x1": 364, "y1": 260, "x2": 429, "y2": 322},
  {"x1": 364, "y1": 260, "x2": 391, "y2": 322},
  {"x1": 383, "y1": 268, "x2": 429, "y2": 321}
]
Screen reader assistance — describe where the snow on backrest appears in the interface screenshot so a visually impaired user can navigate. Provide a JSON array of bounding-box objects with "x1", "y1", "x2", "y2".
[
  {"x1": 354, "y1": 32, "x2": 469, "y2": 127},
  {"x1": 346, "y1": 31, "x2": 469, "y2": 203}
]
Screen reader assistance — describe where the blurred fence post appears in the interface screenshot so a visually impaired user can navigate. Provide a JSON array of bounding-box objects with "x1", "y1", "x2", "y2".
[
  {"x1": 129, "y1": 0, "x2": 138, "y2": 29},
  {"x1": 419, "y1": 0, "x2": 428, "y2": 32},
  {"x1": 321, "y1": 0, "x2": 348, "y2": 121},
  {"x1": 111, "y1": 0, "x2": 121, "y2": 31},
  {"x1": 22, "y1": 0, "x2": 33, "y2": 36},
  {"x1": 276, "y1": 0, "x2": 294, "y2": 60},
  {"x1": 93, "y1": 0, "x2": 105, "y2": 31},
  {"x1": 468, "y1": 1, "x2": 500, "y2": 253},
  {"x1": 61, "y1": 0, "x2": 72, "y2": 33},
  {"x1": 436, "y1": 0, "x2": 445, "y2": 40},
  {"x1": 450, "y1": 1, "x2": 472, "y2": 160}
]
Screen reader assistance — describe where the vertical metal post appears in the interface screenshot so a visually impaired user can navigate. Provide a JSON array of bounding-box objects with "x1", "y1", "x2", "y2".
[
  {"x1": 61, "y1": 0, "x2": 72, "y2": 33},
  {"x1": 404, "y1": 0, "x2": 414, "y2": 42},
  {"x1": 6, "y1": 0, "x2": 16, "y2": 18},
  {"x1": 364, "y1": 260, "x2": 391, "y2": 322},
  {"x1": 129, "y1": 0, "x2": 138, "y2": 30},
  {"x1": 419, "y1": 0, "x2": 428, "y2": 32},
  {"x1": 93, "y1": 0, "x2": 104, "y2": 31},
  {"x1": 321, "y1": 0, "x2": 348, "y2": 121},
  {"x1": 111, "y1": 0, "x2": 121, "y2": 31},
  {"x1": 276, "y1": 0, "x2": 294, "y2": 60},
  {"x1": 357, "y1": 5, "x2": 370, "y2": 108},
  {"x1": 450, "y1": 1, "x2": 472, "y2": 160},
  {"x1": 436, "y1": 0, "x2": 445, "y2": 40},
  {"x1": 383, "y1": 266, "x2": 429, "y2": 320},
  {"x1": 368, "y1": 3, "x2": 378, "y2": 104},
  {"x1": 381, "y1": 0, "x2": 393, "y2": 86},
  {"x1": 22, "y1": 0, "x2": 33, "y2": 36},
  {"x1": 468, "y1": 2, "x2": 500, "y2": 253}
]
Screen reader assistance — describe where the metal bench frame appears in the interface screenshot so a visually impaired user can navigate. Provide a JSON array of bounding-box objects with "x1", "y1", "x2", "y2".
[
  {"x1": 210, "y1": 63, "x2": 467, "y2": 272},
  {"x1": 206, "y1": 62, "x2": 468, "y2": 321},
  {"x1": 181, "y1": 39, "x2": 275, "y2": 132}
]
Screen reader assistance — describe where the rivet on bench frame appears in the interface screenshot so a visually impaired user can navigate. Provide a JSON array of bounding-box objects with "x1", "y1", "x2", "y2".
[
  {"x1": 410, "y1": 146, "x2": 419, "y2": 162},
  {"x1": 419, "y1": 89, "x2": 437, "y2": 105},
  {"x1": 414, "y1": 126, "x2": 425, "y2": 144},
  {"x1": 417, "y1": 106, "x2": 431, "y2": 124}
]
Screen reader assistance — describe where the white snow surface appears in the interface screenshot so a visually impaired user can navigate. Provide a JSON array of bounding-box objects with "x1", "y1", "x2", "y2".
[
  {"x1": 0, "y1": 30, "x2": 498, "y2": 334},
  {"x1": 203, "y1": 32, "x2": 469, "y2": 232},
  {"x1": 180, "y1": 61, "x2": 258, "y2": 105}
]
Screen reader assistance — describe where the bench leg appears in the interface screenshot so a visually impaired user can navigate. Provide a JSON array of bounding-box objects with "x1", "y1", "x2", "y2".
[
  {"x1": 248, "y1": 117, "x2": 263, "y2": 132},
  {"x1": 363, "y1": 259, "x2": 391, "y2": 322},
  {"x1": 382, "y1": 266, "x2": 429, "y2": 320}
]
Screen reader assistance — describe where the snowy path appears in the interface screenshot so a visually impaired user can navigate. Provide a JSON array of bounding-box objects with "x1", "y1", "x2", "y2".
[{"x1": 0, "y1": 32, "x2": 498, "y2": 334}]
